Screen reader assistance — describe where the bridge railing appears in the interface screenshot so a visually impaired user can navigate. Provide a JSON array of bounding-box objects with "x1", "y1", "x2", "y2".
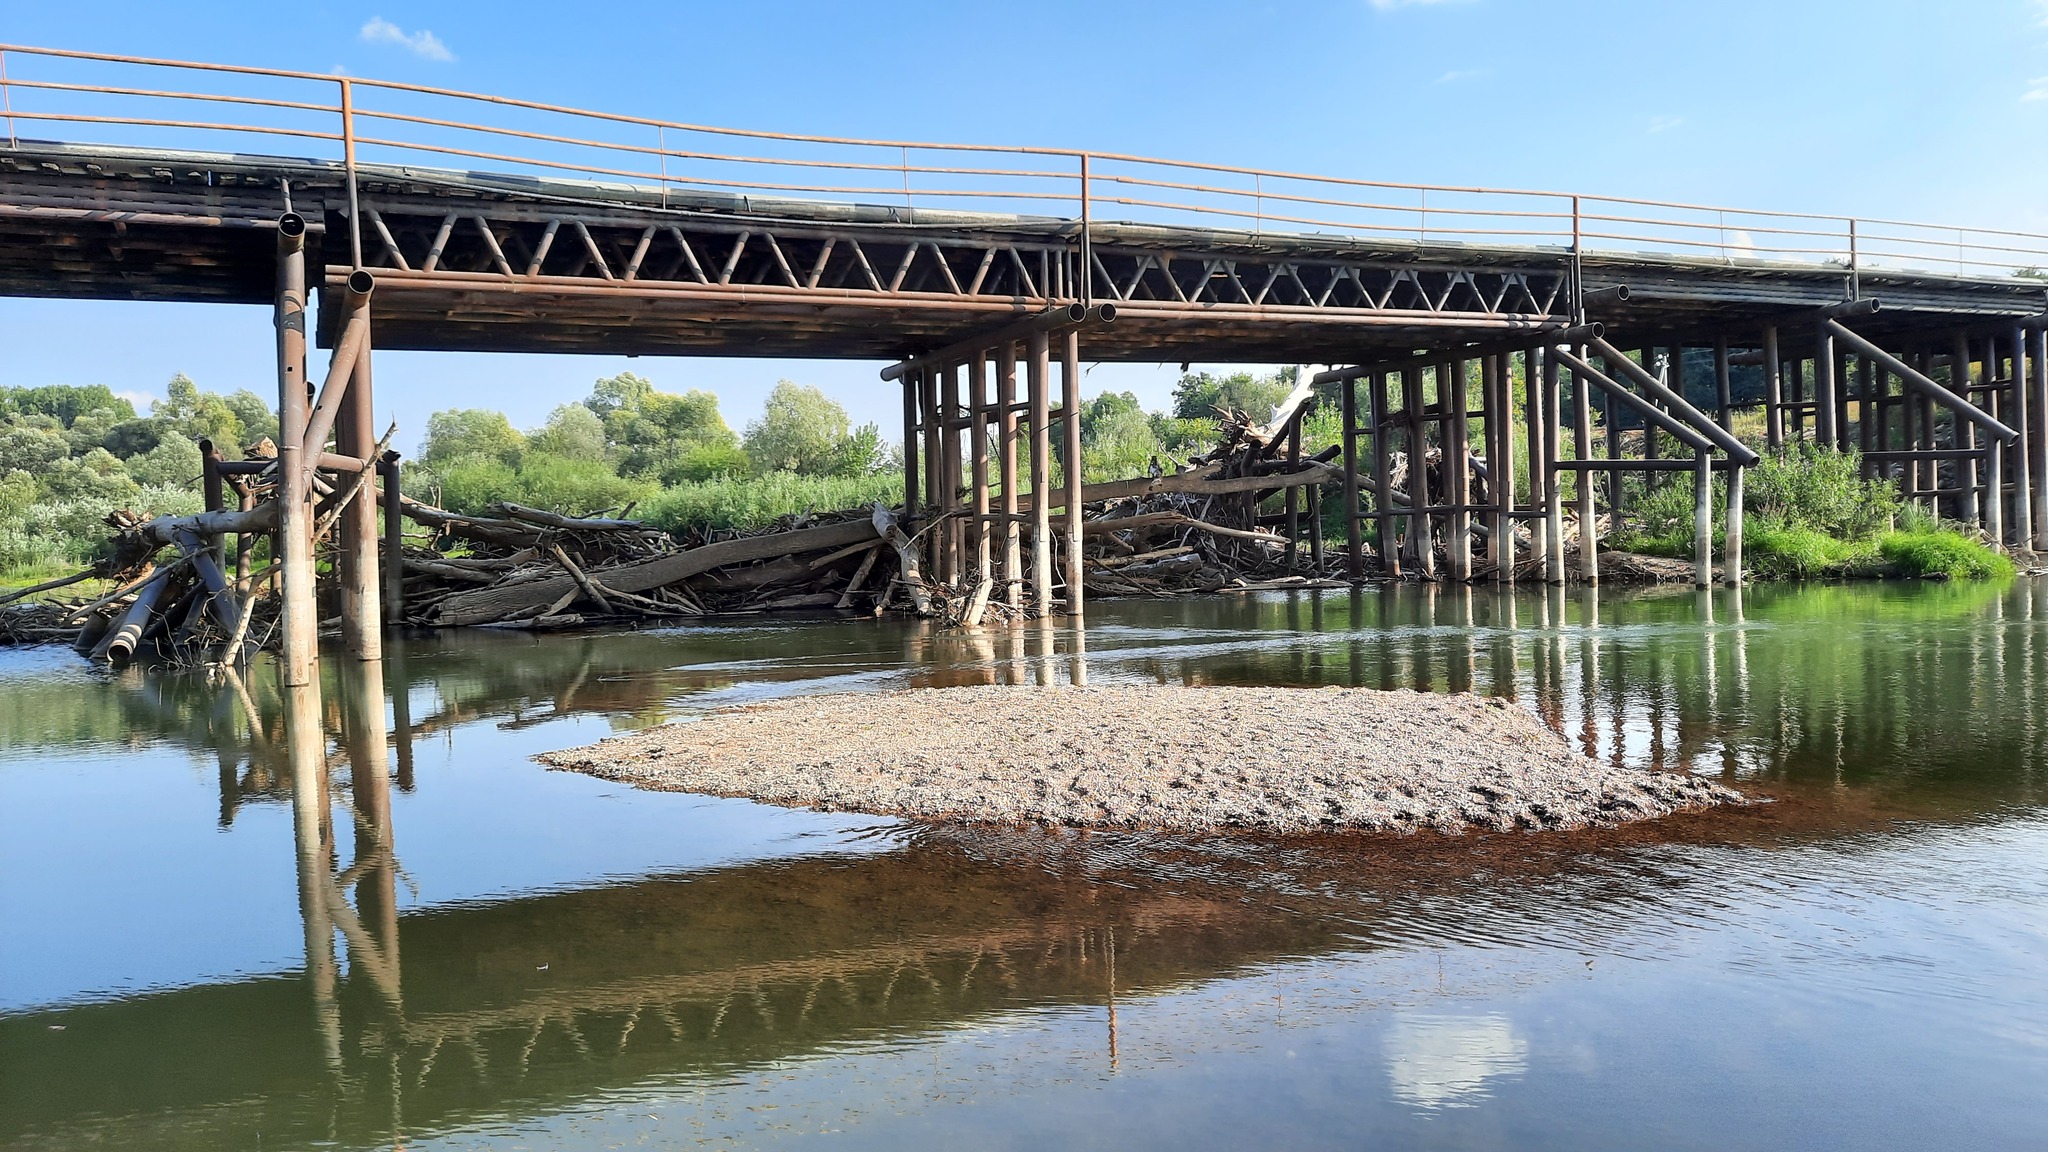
[{"x1": 6, "y1": 43, "x2": 2048, "y2": 285}]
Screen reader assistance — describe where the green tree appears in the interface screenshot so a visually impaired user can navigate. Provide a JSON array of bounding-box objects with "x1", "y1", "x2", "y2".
[
  {"x1": 152, "y1": 373, "x2": 246, "y2": 447},
  {"x1": 529, "y1": 403, "x2": 608, "y2": 462},
  {"x1": 584, "y1": 371, "x2": 655, "y2": 421},
  {"x1": 1170, "y1": 367, "x2": 1296, "y2": 422},
  {"x1": 421, "y1": 408, "x2": 525, "y2": 468},
  {"x1": 743, "y1": 381, "x2": 853, "y2": 476},
  {"x1": 0, "y1": 384, "x2": 134, "y2": 428}
]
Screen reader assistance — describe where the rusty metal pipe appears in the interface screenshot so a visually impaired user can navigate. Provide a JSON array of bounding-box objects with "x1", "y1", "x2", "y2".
[{"x1": 297, "y1": 269, "x2": 375, "y2": 462}]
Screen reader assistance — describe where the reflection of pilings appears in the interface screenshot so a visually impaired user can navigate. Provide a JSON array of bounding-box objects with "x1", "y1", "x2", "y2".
[
  {"x1": 340, "y1": 657, "x2": 402, "y2": 1012},
  {"x1": 285, "y1": 677, "x2": 342, "y2": 1073},
  {"x1": 1068, "y1": 621, "x2": 1088, "y2": 687},
  {"x1": 1577, "y1": 588, "x2": 1600, "y2": 759}
]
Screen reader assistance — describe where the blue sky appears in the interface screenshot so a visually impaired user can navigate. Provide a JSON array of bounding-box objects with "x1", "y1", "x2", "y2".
[{"x1": 6, "y1": 1, "x2": 2048, "y2": 453}]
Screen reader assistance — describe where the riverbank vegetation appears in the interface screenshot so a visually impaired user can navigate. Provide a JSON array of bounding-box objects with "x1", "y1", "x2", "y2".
[{"x1": 1, "y1": 362, "x2": 2017, "y2": 591}]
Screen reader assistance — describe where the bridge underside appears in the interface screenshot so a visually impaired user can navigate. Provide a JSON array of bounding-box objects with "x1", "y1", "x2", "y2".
[{"x1": 6, "y1": 143, "x2": 2044, "y2": 363}]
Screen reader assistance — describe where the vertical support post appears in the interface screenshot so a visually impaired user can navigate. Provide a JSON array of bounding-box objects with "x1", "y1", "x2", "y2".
[
  {"x1": 1401, "y1": 365, "x2": 1433, "y2": 578},
  {"x1": 1028, "y1": 330, "x2": 1053, "y2": 614},
  {"x1": 274, "y1": 213, "x2": 318, "y2": 687},
  {"x1": 2008, "y1": 326, "x2": 2033, "y2": 549},
  {"x1": 1714, "y1": 336, "x2": 1733, "y2": 431},
  {"x1": 338, "y1": 313, "x2": 381, "y2": 662},
  {"x1": 377, "y1": 451, "x2": 404, "y2": 623},
  {"x1": 1341, "y1": 374, "x2": 1363, "y2": 581},
  {"x1": 997, "y1": 341, "x2": 1022, "y2": 609},
  {"x1": 1284, "y1": 412, "x2": 1302, "y2": 571},
  {"x1": 1725, "y1": 461, "x2": 1746, "y2": 588},
  {"x1": 1448, "y1": 357, "x2": 1472, "y2": 582},
  {"x1": 1490, "y1": 354, "x2": 1516, "y2": 584},
  {"x1": 1061, "y1": 329, "x2": 1085, "y2": 617},
  {"x1": 1693, "y1": 450, "x2": 1713, "y2": 589},
  {"x1": 901, "y1": 369, "x2": 922, "y2": 526},
  {"x1": 1763, "y1": 325, "x2": 1784, "y2": 448},
  {"x1": 970, "y1": 353, "x2": 991, "y2": 581},
  {"x1": 1525, "y1": 348, "x2": 1548, "y2": 570},
  {"x1": 1956, "y1": 334, "x2": 1981, "y2": 524},
  {"x1": 1814, "y1": 322, "x2": 1838, "y2": 449},
  {"x1": 1369, "y1": 371, "x2": 1399, "y2": 578},
  {"x1": 1835, "y1": 346, "x2": 1853, "y2": 452},
  {"x1": 940, "y1": 362, "x2": 963, "y2": 587},
  {"x1": 1543, "y1": 347, "x2": 1565, "y2": 585},
  {"x1": 2033, "y1": 326, "x2": 2048, "y2": 551},
  {"x1": 200, "y1": 438, "x2": 226, "y2": 572},
  {"x1": 921, "y1": 365, "x2": 943, "y2": 576},
  {"x1": 1573, "y1": 352, "x2": 1598, "y2": 585}
]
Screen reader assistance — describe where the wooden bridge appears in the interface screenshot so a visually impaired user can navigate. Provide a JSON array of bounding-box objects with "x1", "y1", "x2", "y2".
[{"x1": 5, "y1": 43, "x2": 2048, "y2": 680}]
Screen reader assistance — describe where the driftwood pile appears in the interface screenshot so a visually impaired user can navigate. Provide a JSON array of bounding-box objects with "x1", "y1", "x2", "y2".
[
  {"x1": 400, "y1": 501, "x2": 926, "y2": 629},
  {"x1": 0, "y1": 394, "x2": 1368, "y2": 661}
]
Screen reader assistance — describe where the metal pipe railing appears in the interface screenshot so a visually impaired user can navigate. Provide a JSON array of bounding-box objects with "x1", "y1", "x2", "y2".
[{"x1": 6, "y1": 42, "x2": 2048, "y2": 282}]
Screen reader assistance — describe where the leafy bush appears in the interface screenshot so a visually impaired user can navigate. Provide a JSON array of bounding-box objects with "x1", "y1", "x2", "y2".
[
  {"x1": 641, "y1": 471, "x2": 900, "y2": 533},
  {"x1": 1878, "y1": 531, "x2": 2015, "y2": 580},
  {"x1": 512, "y1": 453, "x2": 658, "y2": 515},
  {"x1": 1745, "y1": 444, "x2": 1900, "y2": 538}
]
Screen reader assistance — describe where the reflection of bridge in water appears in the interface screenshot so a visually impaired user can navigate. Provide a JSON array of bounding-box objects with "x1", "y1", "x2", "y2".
[{"x1": 6, "y1": 583, "x2": 2046, "y2": 1147}]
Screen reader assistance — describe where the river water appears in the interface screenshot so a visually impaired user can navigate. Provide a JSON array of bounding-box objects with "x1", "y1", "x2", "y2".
[{"x1": 2, "y1": 581, "x2": 2045, "y2": 1150}]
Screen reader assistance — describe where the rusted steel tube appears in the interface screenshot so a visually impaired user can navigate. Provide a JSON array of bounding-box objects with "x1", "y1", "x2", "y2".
[
  {"x1": 297, "y1": 269, "x2": 376, "y2": 463},
  {"x1": 98, "y1": 568, "x2": 171, "y2": 664},
  {"x1": 1822, "y1": 319, "x2": 2016, "y2": 440},
  {"x1": 338, "y1": 295, "x2": 382, "y2": 663},
  {"x1": 377, "y1": 451, "x2": 405, "y2": 623},
  {"x1": 1550, "y1": 347, "x2": 1718, "y2": 455},
  {"x1": 1060, "y1": 329, "x2": 1084, "y2": 617},
  {"x1": 1028, "y1": 330, "x2": 1054, "y2": 614},
  {"x1": 1585, "y1": 336, "x2": 1761, "y2": 464},
  {"x1": 275, "y1": 212, "x2": 318, "y2": 686}
]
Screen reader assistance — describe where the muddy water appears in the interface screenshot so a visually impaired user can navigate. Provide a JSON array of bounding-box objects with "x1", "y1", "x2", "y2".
[{"x1": 2, "y1": 580, "x2": 2045, "y2": 1150}]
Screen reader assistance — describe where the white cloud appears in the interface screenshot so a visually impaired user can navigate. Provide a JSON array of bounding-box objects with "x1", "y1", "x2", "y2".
[
  {"x1": 1648, "y1": 115, "x2": 1684, "y2": 134},
  {"x1": 1368, "y1": 0, "x2": 1464, "y2": 10},
  {"x1": 1434, "y1": 68, "x2": 1486, "y2": 84},
  {"x1": 359, "y1": 17, "x2": 454, "y2": 62},
  {"x1": 2026, "y1": 76, "x2": 2048, "y2": 102},
  {"x1": 113, "y1": 389, "x2": 159, "y2": 410}
]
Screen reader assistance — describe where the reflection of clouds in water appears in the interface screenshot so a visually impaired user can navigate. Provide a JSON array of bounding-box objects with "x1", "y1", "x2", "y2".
[{"x1": 1385, "y1": 1012, "x2": 1528, "y2": 1109}]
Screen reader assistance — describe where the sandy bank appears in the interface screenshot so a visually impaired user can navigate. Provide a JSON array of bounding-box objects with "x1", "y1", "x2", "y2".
[{"x1": 539, "y1": 685, "x2": 1745, "y2": 834}]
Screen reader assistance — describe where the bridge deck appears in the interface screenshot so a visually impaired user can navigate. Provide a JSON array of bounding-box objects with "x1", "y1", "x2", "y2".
[{"x1": 7, "y1": 142, "x2": 2044, "y2": 363}]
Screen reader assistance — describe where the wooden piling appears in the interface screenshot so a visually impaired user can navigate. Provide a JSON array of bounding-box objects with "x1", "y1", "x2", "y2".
[
  {"x1": 1814, "y1": 324, "x2": 1839, "y2": 448},
  {"x1": 921, "y1": 365, "x2": 942, "y2": 576},
  {"x1": 2008, "y1": 326, "x2": 2033, "y2": 549},
  {"x1": 941, "y1": 362, "x2": 963, "y2": 587}
]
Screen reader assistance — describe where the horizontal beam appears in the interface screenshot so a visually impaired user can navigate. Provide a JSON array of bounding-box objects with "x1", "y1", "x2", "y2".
[
  {"x1": 1585, "y1": 334, "x2": 1761, "y2": 464},
  {"x1": 1309, "y1": 324, "x2": 1601, "y2": 386}
]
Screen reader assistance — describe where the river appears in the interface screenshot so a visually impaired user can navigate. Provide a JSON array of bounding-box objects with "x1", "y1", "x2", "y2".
[{"x1": 2, "y1": 580, "x2": 2045, "y2": 1150}]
